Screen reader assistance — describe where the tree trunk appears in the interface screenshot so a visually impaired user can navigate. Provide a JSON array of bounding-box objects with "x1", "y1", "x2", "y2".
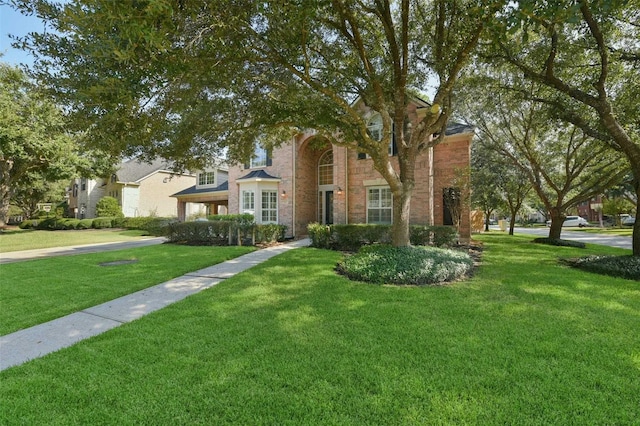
[
  {"x1": 0, "y1": 182, "x2": 11, "y2": 227},
  {"x1": 548, "y1": 209, "x2": 565, "y2": 240},
  {"x1": 633, "y1": 183, "x2": 640, "y2": 254},
  {"x1": 508, "y1": 213, "x2": 516, "y2": 235},
  {"x1": 391, "y1": 189, "x2": 412, "y2": 246}
]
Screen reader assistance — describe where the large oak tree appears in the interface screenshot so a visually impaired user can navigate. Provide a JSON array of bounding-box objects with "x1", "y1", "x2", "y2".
[
  {"x1": 0, "y1": 63, "x2": 82, "y2": 226},
  {"x1": 14, "y1": 0, "x2": 505, "y2": 246},
  {"x1": 485, "y1": 0, "x2": 640, "y2": 253}
]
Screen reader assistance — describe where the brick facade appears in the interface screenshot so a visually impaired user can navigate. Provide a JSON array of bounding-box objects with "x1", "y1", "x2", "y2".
[{"x1": 227, "y1": 125, "x2": 473, "y2": 241}]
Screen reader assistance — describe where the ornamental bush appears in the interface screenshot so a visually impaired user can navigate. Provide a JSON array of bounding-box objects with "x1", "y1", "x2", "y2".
[
  {"x1": 92, "y1": 217, "x2": 115, "y2": 229},
  {"x1": 336, "y1": 244, "x2": 473, "y2": 285},
  {"x1": 96, "y1": 196, "x2": 124, "y2": 218},
  {"x1": 533, "y1": 237, "x2": 586, "y2": 249},
  {"x1": 561, "y1": 255, "x2": 640, "y2": 281}
]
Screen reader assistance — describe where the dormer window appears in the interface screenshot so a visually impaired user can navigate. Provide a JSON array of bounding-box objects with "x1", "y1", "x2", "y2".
[{"x1": 198, "y1": 171, "x2": 216, "y2": 186}]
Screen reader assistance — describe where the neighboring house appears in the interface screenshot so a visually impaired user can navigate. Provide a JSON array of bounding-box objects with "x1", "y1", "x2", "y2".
[
  {"x1": 68, "y1": 158, "x2": 196, "y2": 218},
  {"x1": 171, "y1": 166, "x2": 230, "y2": 221},
  {"x1": 173, "y1": 98, "x2": 475, "y2": 241}
]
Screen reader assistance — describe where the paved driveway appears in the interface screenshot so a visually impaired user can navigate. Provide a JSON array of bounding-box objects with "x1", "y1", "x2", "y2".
[{"x1": 503, "y1": 227, "x2": 632, "y2": 250}]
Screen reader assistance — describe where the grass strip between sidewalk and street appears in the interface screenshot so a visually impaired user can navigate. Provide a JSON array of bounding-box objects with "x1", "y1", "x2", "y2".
[
  {"x1": 0, "y1": 244, "x2": 255, "y2": 335},
  {"x1": 0, "y1": 229, "x2": 150, "y2": 253},
  {"x1": 1, "y1": 234, "x2": 638, "y2": 424}
]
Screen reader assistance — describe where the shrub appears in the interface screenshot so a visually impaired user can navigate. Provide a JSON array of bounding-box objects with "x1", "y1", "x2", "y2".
[
  {"x1": 36, "y1": 217, "x2": 63, "y2": 230},
  {"x1": 256, "y1": 224, "x2": 287, "y2": 243},
  {"x1": 92, "y1": 217, "x2": 115, "y2": 229},
  {"x1": 111, "y1": 216, "x2": 126, "y2": 228},
  {"x1": 308, "y1": 222, "x2": 332, "y2": 249},
  {"x1": 336, "y1": 244, "x2": 473, "y2": 285},
  {"x1": 19, "y1": 219, "x2": 38, "y2": 229},
  {"x1": 96, "y1": 196, "x2": 124, "y2": 218},
  {"x1": 143, "y1": 217, "x2": 177, "y2": 236},
  {"x1": 76, "y1": 219, "x2": 94, "y2": 229},
  {"x1": 59, "y1": 219, "x2": 80, "y2": 230},
  {"x1": 560, "y1": 255, "x2": 640, "y2": 281},
  {"x1": 122, "y1": 217, "x2": 176, "y2": 235},
  {"x1": 166, "y1": 221, "x2": 232, "y2": 245},
  {"x1": 533, "y1": 237, "x2": 586, "y2": 249},
  {"x1": 307, "y1": 223, "x2": 458, "y2": 251},
  {"x1": 431, "y1": 226, "x2": 458, "y2": 247}
]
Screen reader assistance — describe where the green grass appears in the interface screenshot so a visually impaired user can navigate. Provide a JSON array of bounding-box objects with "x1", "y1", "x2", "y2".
[
  {"x1": 0, "y1": 244, "x2": 255, "y2": 335},
  {"x1": 1, "y1": 234, "x2": 638, "y2": 424},
  {"x1": 574, "y1": 227, "x2": 633, "y2": 237},
  {"x1": 0, "y1": 228, "x2": 150, "y2": 252}
]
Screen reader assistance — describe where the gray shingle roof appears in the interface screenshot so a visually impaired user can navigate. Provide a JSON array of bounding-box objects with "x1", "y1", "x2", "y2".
[
  {"x1": 116, "y1": 158, "x2": 173, "y2": 183},
  {"x1": 172, "y1": 181, "x2": 229, "y2": 197},
  {"x1": 445, "y1": 122, "x2": 475, "y2": 136},
  {"x1": 237, "y1": 170, "x2": 280, "y2": 180}
]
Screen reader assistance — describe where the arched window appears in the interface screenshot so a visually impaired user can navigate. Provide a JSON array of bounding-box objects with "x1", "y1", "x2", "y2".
[{"x1": 318, "y1": 150, "x2": 333, "y2": 185}]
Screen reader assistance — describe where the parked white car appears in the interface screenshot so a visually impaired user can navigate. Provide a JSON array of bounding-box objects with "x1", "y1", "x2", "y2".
[
  {"x1": 546, "y1": 216, "x2": 589, "y2": 227},
  {"x1": 622, "y1": 215, "x2": 636, "y2": 226}
]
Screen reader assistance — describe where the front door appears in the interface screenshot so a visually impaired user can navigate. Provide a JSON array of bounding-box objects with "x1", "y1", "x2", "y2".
[{"x1": 318, "y1": 190, "x2": 334, "y2": 225}]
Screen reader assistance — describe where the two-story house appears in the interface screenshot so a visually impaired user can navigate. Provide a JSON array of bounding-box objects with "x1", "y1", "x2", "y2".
[
  {"x1": 173, "y1": 99, "x2": 474, "y2": 241},
  {"x1": 68, "y1": 158, "x2": 196, "y2": 218}
]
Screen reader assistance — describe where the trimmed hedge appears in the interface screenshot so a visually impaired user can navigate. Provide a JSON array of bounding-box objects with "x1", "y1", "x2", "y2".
[
  {"x1": 166, "y1": 220, "x2": 287, "y2": 246},
  {"x1": 92, "y1": 217, "x2": 116, "y2": 229},
  {"x1": 76, "y1": 219, "x2": 94, "y2": 229},
  {"x1": 308, "y1": 223, "x2": 458, "y2": 251},
  {"x1": 18, "y1": 219, "x2": 39, "y2": 229}
]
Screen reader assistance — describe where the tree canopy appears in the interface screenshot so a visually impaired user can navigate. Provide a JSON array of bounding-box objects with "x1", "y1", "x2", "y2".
[
  {"x1": 481, "y1": 0, "x2": 640, "y2": 251},
  {"x1": 0, "y1": 63, "x2": 85, "y2": 226},
  {"x1": 14, "y1": 0, "x2": 505, "y2": 245}
]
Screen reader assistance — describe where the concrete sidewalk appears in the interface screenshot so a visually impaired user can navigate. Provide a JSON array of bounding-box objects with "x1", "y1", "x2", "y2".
[
  {"x1": 0, "y1": 238, "x2": 310, "y2": 371},
  {"x1": 0, "y1": 237, "x2": 167, "y2": 264}
]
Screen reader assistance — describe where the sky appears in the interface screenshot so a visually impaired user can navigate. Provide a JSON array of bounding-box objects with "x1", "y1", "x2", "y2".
[{"x1": 0, "y1": 3, "x2": 50, "y2": 68}]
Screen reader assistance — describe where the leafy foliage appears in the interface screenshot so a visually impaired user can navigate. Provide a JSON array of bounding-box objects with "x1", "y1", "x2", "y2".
[
  {"x1": 336, "y1": 244, "x2": 473, "y2": 285},
  {"x1": 308, "y1": 223, "x2": 457, "y2": 250},
  {"x1": 95, "y1": 196, "x2": 123, "y2": 218},
  {"x1": 561, "y1": 255, "x2": 640, "y2": 281},
  {"x1": 0, "y1": 63, "x2": 83, "y2": 226},
  {"x1": 533, "y1": 238, "x2": 586, "y2": 249},
  {"x1": 13, "y1": 0, "x2": 505, "y2": 246}
]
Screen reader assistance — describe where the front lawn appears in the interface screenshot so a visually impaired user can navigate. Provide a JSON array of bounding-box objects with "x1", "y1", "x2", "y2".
[
  {"x1": 0, "y1": 245, "x2": 255, "y2": 335},
  {"x1": 0, "y1": 234, "x2": 638, "y2": 424},
  {"x1": 576, "y1": 227, "x2": 633, "y2": 237},
  {"x1": 0, "y1": 228, "x2": 149, "y2": 252}
]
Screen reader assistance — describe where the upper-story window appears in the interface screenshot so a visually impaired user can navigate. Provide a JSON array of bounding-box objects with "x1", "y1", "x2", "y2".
[
  {"x1": 250, "y1": 146, "x2": 268, "y2": 168},
  {"x1": 198, "y1": 171, "x2": 216, "y2": 186},
  {"x1": 318, "y1": 150, "x2": 333, "y2": 185},
  {"x1": 80, "y1": 178, "x2": 87, "y2": 191},
  {"x1": 363, "y1": 113, "x2": 395, "y2": 157},
  {"x1": 367, "y1": 113, "x2": 383, "y2": 142}
]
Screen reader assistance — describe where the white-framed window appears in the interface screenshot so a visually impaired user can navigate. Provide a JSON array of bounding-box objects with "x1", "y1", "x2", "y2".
[
  {"x1": 242, "y1": 190, "x2": 255, "y2": 214},
  {"x1": 198, "y1": 171, "x2": 215, "y2": 186},
  {"x1": 261, "y1": 190, "x2": 278, "y2": 223},
  {"x1": 318, "y1": 150, "x2": 333, "y2": 185},
  {"x1": 367, "y1": 186, "x2": 392, "y2": 224},
  {"x1": 250, "y1": 146, "x2": 268, "y2": 168},
  {"x1": 367, "y1": 113, "x2": 383, "y2": 142},
  {"x1": 366, "y1": 113, "x2": 394, "y2": 156}
]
